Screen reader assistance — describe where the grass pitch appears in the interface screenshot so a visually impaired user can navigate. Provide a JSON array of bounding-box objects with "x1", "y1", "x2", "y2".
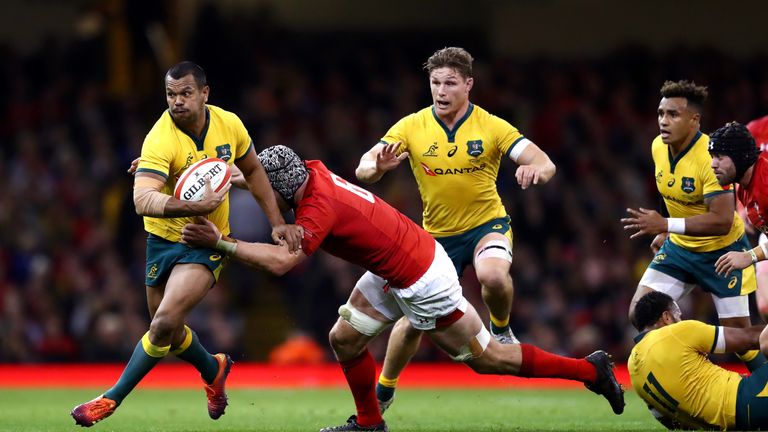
[{"x1": 0, "y1": 388, "x2": 660, "y2": 432}]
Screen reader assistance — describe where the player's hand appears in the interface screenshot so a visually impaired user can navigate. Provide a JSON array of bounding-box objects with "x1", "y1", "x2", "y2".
[
  {"x1": 376, "y1": 142, "x2": 409, "y2": 172},
  {"x1": 515, "y1": 165, "x2": 541, "y2": 190},
  {"x1": 715, "y1": 251, "x2": 752, "y2": 276},
  {"x1": 621, "y1": 208, "x2": 668, "y2": 239},
  {"x1": 181, "y1": 216, "x2": 221, "y2": 248},
  {"x1": 271, "y1": 224, "x2": 304, "y2": 254},
  {"x1": 127, "y1": 157, "x2": 140, "y2": 175},
  {"x1": 650, "y1": 233, "x2": 667, "y2": 254},
  {"x1": 196, "y1": 177, "x2": 232, "y2": 214}
]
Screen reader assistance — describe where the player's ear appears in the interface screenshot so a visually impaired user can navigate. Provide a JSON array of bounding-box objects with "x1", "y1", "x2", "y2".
[
  {"x1": 465, "y1": 77, "x2": 474, "y2": 92},
  {"x1": 202, "y1": 85, "x2": 210, "y2": 103}
]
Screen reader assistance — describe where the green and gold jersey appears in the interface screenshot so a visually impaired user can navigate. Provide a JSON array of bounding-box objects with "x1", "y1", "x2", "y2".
[
  {"x1": 652, "y1": 131, "x2": 743, "y2": 252},
  {"x1": 629, "y1": 320, "x2": 740, "y2": 430},
  {"x1": 381, "y1": 103, "x2": 526, "y2": 236},
  {"x1": 136, "y1": 104, "x2": 253, "y2": 242}
]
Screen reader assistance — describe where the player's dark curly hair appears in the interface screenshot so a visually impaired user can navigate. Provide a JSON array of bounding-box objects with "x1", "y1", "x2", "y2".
[
  {"x1": 708, "y1": 121, "x2": 759, "y2": 182},
  {"x1": 660, "y1": 80, "x2": 708, "y2": 113},
  {"x1": 424, "y1": 47, "x2": 473, "y2": 78},
  {"x1": 633, "y1": 291, "x2": 675, "y2": 331},
  {"x1": 166, "y1": 61, "x2": 208, "y2": 88}
]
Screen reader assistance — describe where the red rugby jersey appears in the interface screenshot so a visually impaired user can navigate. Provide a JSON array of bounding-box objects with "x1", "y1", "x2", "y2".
[
  {"x1": 748, "y1": 115, "x2": 768, "y2": 152},
  {"x1": 296, "y1": 160, "x2": 435, "y2": 287},
  {"x1": 739, "y1": 153, "x2": 768, "y2": 234}
]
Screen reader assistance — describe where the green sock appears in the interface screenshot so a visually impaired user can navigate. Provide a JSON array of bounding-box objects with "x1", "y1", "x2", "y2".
[
  {"x1": 738, "y1": 350, "x2": 768, "y2": 373},
  {"x1": 173, "y1": 327, "x2": 218, "y2": 384},
  {"x1": 104, "y1": 334, "x2": 168, "y2": 404}
]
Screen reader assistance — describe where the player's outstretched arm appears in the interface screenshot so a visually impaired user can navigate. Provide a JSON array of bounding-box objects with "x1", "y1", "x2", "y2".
[
  {"x1": 181, "y1": 217, "x2": 306, "y2": 275},
  {"x1": 722, "y1": 325, "x2": 764, "y2": 353},
  {"x1": 356, "y1": 142, "x2": 408, "y2": 184},
  {"x1": 680, "y1": 193, "x2": 735, "y2": 236},
  {"x1": 134, "y1": 172, "x2": 230, "y2": 217},
  {"x1": 512, "y1": 142, "x2": 556, "y2": 189}
]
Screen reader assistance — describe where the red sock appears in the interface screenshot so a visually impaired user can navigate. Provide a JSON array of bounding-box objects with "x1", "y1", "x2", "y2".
[
  {"x1": 339, "y1": 349, "x2": 382, "y2": 427},
  {"x1": 518, "y1": 344, "x2": 596, "y2": 383}
]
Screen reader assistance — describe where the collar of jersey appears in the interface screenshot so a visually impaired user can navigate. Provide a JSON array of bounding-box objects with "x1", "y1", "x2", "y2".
[
  {"x1": 171, "y1": 106, "x2": 211, "y2": 151},
  {"x1": 667, "y1": 130, "x2": 702, "y2": 173},
  {"x1": 431, "y1": 103, "x2": 474, "y2": 143},
  {"x1": 633, "y1": 330, "x2": 649, "y2": 343}
]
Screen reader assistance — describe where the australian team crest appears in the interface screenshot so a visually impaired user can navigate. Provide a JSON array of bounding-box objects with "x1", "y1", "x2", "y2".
[
  {"x1": 216, "y1": 144, "x2": 232, "y2": 161},
  {"x1": 466, "y1": 140, "x2": 484, "y2": 157},
  {"x1": 681, "y1": 177, "x2": 695, "y2": 193}
]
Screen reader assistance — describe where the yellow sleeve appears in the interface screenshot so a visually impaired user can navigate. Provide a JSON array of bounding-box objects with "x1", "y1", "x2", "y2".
[
  {"x1": 137, "y1": 131, "x2": 173, "y2": 179},
  {"x1": 491, "y1": 115, "x2": 525, "y2": 155},
  {"x1": 672, "y1": 320, "x2": 718, "y2": 353},
  {"x1": 380, "y1": 115, "x2": 411, "y2": 153},
  {"x1": 231, "y1": 114, "x2": 253, "y2": 160}
]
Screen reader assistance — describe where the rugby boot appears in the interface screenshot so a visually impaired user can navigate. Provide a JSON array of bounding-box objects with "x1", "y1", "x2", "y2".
[
  {"x1": 71, "y1": 395, "x2": 118, "y2": 427},
  {"x1": 205, "y1": 353, "x2": 233, "y2": 419},
  {"x1": 320, "y1": 415, "x2": 389, "y2": 432},
  {"x1": 584, "y1": 350, "x2": 625, "y2": 415}
]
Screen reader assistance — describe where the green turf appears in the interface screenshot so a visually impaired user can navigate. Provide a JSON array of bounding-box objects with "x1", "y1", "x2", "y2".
[{"x1": 0, "y1": 388, "x2": 660, "y2": 432}]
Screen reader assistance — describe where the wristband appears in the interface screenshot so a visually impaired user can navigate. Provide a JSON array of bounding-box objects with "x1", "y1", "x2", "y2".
[
  {"x1": 749, "y1": 248, "x2": 759, "y2": 264},
  {"x1": 215, "y1": 234, "x2": 238, "y2": 256},
  {"x1": 667, "y1": 218, "x2": 686, "y2": 235}
]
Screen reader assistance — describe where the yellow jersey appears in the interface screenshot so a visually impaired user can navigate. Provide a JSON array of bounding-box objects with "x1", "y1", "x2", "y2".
[
  {"x1": 136, "y1": 105, "x2": 252, "y2": 242},
  {"x1": 652, "y1": 131, "x2": 743, "y2": 252},
  {"x1": 381, "y1": 103, "x2": 525, "y2": 236},
  {"x1": 628, "y1": 320, "x2": 740, "y2": 430}
]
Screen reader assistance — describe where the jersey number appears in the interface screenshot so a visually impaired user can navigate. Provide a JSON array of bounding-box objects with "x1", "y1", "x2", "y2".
[
  {"x1": 331, "y1": 173, "x2": 375, "y2": 203},
  {"x1": 642, "y1": 372, "x2": 679, "y2": 414}
]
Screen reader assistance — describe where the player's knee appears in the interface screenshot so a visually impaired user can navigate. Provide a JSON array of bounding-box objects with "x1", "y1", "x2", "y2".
[
  {"x1": 476, "y1": 268, "x2": 512, "y2": 292},
  {"x1": 328, "y1": 324, "x2": 366, "y2": 359},
  {"x1": 149, "y1": 314, "x2": 182, "y2": 341}
]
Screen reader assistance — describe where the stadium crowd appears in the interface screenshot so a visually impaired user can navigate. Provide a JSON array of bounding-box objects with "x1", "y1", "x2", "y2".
[{"x1": 2, "y1": 3, "x2": 768, "y2": 363}]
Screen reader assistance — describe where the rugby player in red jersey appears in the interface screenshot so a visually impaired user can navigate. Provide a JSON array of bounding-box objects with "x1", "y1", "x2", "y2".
[
  {"x1": 181, "y1": 145, "x2": 624, "y2": 432},
  {"x1": 711, "y1": 123, "x2": 768, "y2": 290}
]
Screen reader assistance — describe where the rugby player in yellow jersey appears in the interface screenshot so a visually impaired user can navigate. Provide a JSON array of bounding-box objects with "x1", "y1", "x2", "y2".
[
  {"x1": 355, "y1": 47, "x2": 556, "y2": 413},
  {"x1": 629, "y1": 291, "x2": 768, "y2": 430},
  {"x1": 622, "y1": 80, "x2": 765, "y2": 372},
  {"x1": 71, "y1": 61, "x2": 302, "y2": 427}
]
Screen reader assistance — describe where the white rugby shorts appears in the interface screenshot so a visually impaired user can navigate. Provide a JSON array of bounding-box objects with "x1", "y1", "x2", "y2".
[{"x1": 354, "y1": 240, "x2": 468, "y2": 331}]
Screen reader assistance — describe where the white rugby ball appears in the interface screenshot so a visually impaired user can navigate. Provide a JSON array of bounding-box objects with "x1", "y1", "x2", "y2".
[{"x1": 174, "y1": 158, "x2": 231, "y2": 201}]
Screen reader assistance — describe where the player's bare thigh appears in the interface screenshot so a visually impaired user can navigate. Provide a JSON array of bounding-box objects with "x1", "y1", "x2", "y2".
[
  {"x1": 150, "y1": 263, "x2": 214, "y2": 343},
  {"x1": 425, "y1": 302, "x2": 485, "y2": 358}
]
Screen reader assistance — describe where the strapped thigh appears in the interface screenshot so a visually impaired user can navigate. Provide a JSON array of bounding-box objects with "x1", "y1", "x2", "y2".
[{"x1": 474, "y1": 239, "x2": 513, "y2": 266}]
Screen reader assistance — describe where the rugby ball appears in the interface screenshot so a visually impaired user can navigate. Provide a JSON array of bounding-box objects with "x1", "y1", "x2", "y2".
[{"x1": 174, "y1": 158, "x2": 231, "y2": 201}]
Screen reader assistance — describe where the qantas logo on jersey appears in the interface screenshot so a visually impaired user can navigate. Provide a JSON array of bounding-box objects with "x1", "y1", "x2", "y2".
[{"x1": 419, "y1": 162, "x2": 486, "y2": 176}]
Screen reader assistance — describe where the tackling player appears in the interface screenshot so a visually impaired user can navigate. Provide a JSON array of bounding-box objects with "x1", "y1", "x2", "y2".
[
  {"x1": 621, "y1": 80, "x2": 765, "y2": 371},
  {"x1": 182, "y1": 145, "x2": 623, "y2": 432},
  {"x1": 629, "y1": 291, "x2": 768, "y2": 430},
  {"x1": 355, "y1": 47, "x2": 555, "y2": 412},
  {"x1": 71, "y1": 62, "x2": 302, "y2": 427},
  {"x1": 710, "y1": 122, "x2": 768, "y2": 284}
]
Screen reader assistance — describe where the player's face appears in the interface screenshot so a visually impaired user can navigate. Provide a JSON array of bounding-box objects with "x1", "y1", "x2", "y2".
[
  {"x1": 710, "y1": 154, "x2": 737, "y2": 185},
  {"x1": 166, "y1": 74, "x2": 209, "y2": 126},
  {"x1": 430, "y1": 67, "x2": 473, "y2": 118},
  {"x1": 657, "y1": 97, "x2": 699, "y2": 146}
]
